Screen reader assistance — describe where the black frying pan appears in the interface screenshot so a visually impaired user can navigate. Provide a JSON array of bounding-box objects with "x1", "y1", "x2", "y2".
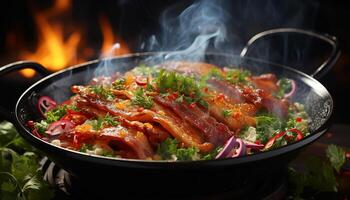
[{"x1": 0, "y1": 28, "x2": 340, "y2": 199}]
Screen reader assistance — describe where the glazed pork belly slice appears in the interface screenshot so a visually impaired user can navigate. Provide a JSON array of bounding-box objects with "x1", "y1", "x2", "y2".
[
  {"x1": 75, "y1": 97, "x2": 169, "y2": 147},
  {"x1": 72, "y1": 123, "x2": 154, "y2": 159},
  {"x1": 201, "y1": 91, "x2": 257, "y2": 131},
  {"x1": 72, "y1": 86, "x2": 213, "y2": 152},
  {"x1": 208, "y1": 79, "x2": 288, "y2": 118},
  {"x1": 99, "y1": 126, "x2": 154, "y2": 159},
  {"x1": 154, "y1": 96, "x2": 233, "y2": 146}
]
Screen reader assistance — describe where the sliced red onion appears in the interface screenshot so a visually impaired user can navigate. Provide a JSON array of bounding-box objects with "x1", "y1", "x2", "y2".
[
  {"x1": 135, "y1": 76, "x2": 148, "y2": 86},
  {"x1": 37, "y1": 96, "x2": 57, "y2": 117},
  {"x1": 46, "y1": 120, "x2": 74, "y2": 136},
  {"x1": 215, "y1": 136, "x2": 238, "y2": 159},
  {"x1": 229, "y1": 139, "x2": 246, "y2": 158},
  {"x1": 242, "y1": 140, "x2": 264, "y2": 150},
  {"x1": 278, "y1": 79, "x2": 296, "y2": 99}
]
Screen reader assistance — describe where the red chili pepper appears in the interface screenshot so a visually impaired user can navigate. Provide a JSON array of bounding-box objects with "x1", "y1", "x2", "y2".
[
  {"x1": 255, "y1": 140, "x2": 261, "y2": 145},
  {"x1": 32, "y1": 129, "x2": 42, "y2": 138},
  {"x1": 288, "y1": 128, "x2": 304, "y2": 141},
  {"x1": 189, "y1": 102, "x2": 196, "y2": 109},
  {"x1": 27, "y1": 120, "x2": 35, "y2": 129},
  {"x1": 135, "y1": 76, "x2": 148, "y2": 86},
  {"x1": 216, "y1": 93, "x2": 225, "y2": 101},
  {"x1": 265, "y1": 131, "x2": 286, "y2": 149},
  {"x1": 168, "y1": 92, "x2": 178, "y2": 100},
  {"x1": 296, "y1": 117, "x2": 302, "y2": 122}
]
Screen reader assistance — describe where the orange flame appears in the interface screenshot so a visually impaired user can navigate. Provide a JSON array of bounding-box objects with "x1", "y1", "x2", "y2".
[
  {"x1": 19, "y1": 0, "x2": 130, "y2": 78},
  {"x1": 100, "y1": 15, "x2": 130, "y2": 57}
]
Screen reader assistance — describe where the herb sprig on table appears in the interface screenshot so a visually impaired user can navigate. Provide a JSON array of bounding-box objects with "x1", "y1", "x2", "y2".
[
  {"x1": 288, "y1": 144, "x2": 348, "y2": 199},
  {"x1": 0, "y1": 121, "x2": 54, "y2": 200}
]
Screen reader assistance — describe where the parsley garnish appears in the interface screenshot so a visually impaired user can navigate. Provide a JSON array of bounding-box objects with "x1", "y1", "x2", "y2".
[
  {"x1": 34, "y1": 120, "x2": 49, "y2": 134},
  {"x1": 79, "y1": 143, "x2": 93, "y2": 152},
  {"x1": 45, "y1": 105, "x2": 68, "y2": 123},
  {"x1": 222, "y1": 109, "x2": 232, "y2": 117},
  {"x1": 90, "y1": 85, "x2": 115, "y2": 101},
  {"x1": 112, "y1": 78, "x2": 126, "y2": 90},
  {"x1": 155, "y1": 69, "x2": 207, "y2": 104},
  {"x1": 87, "y1": 113, "x2": 119, "y2": 131},
  {"x1": 255, "y1": 115, "x2": 285, "y2": 144},
  {"x1": 157, "y1": 138, "x2": 200, "y2": 161},
  {"x1": 132, "y1": 64, "x2": 159, "y2": 76},
  {"x1": 131, "y1": 88, "x2": 154, "y2": 109},
  {"x1": 225, "y1": 69, "x2": 251, "y2": 84}
]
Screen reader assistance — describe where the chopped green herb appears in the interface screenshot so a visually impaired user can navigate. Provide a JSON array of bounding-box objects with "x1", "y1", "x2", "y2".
[
  {"x1": 198, "y1": 99, "x2": 209, "y2": 108},
  {"x1": 208, "y1": 68, "x2": 224, "y2": 79},
  {"x1": 146, "y1": 83, "x2": 154, "y2": 91},
  {"x1": 132, "y1": 64, "x2": 159, "y2": 76},
  {"x1": 112, "y1": 78, "x2": 126, "y2": 90},
  {"x1": 45, "y1": 105, "x2": 68, "y2": 123},
  {"x1": 34, "y1": 120, "x2": 49, "y2": 134},
  {"x1": 155, "y1": 69, "x2": 206, "y2": 104},
  {"x1": 225, "y1": 68, "x2": 251, "y2": 84},
  {"x1": 87, "y1": 113, "x2": 119, "y2": 131},
  {"x1": 90, "y1": 85, "x2": 115, "y2": 101},
  {"x1": 255, "y1": 115, "x2": 285, "y2": 144},
  {"x1": 79, "y1": 143, "x2": 93, "y2": 152},
  {"x1": 202, "y1": 147, "x2": 222, "y2": 160},
  {"x1": 131, "y1": 88, "x2": 154, "y2": 109},
  {"x1": 222, "y1": 109, "x2": 232, "y2": 117},
  {"x1": 157, "y1": 138, "x2": 201, "y2": 161}
]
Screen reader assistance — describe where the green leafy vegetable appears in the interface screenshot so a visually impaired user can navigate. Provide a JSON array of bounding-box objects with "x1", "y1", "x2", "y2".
[
  {"x1": 34, "y1": 120, "x2": 49, "y2": 135},
  {"x1": 326, "y1": 144, "x2": 346, "y2": 173},
  {"x1": 288, "y1": 144, "x2": 348, "y2": 199},
  {"x1": 131, "y1": 88, "x2": 154, "y2": 109},
  {"x1": 222, "y1": 109, "x2": 232, "y2": 117},
  {"x1": 132, "y1": 64, "x2": 159, "y2": 76},
  {"x1": 255, "y1": 115, "x2": 285, "y2": 144},
  {"x1": 155, "y1": 69, "x2": 206, "y2": 104},
  {"x1": 90, "y1": 85, "x2": 115, "y2": 101},
  {"x1": 45, "y1": 105, "x2": 68, "y2": 123},
  {"x1": 225, "y1": 68, "x2": 251, "y2": 84},
  {"x1": 112, "y1": 78, "x2": 126, "y2": 90},
  {"x1": 0, "y1": 121, "x2": 54, "y2": 200},
  {"x1": 87, "y1": 113, "x2": 119, "y2": 131},
  {"x1": 202, "y1": 147, "x2": 222, "y2": 160},
  {"x1": 157, "y1": 138, "x2": 200, "y2": 161}
]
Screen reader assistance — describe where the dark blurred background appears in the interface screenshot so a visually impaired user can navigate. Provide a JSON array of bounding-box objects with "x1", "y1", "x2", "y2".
[{"x1": 0, "y1": 0, "x2": 349, "y2": 124}]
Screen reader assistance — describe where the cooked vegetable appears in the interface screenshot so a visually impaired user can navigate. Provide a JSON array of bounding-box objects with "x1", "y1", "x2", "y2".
[
  {"x1": 131, "y1": 88, "x2": 154, "y2": 109},
  {"x1": 28, "y1": 62, "x2": 310, "y2": 161}
]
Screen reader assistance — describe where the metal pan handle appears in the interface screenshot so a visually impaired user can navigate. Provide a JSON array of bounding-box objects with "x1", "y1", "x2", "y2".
[
  {"x1": 0, "y1": 61, "x2": 50, "y2": 122},
  {"x1": 240, "y1": 28, "x2": 341, "y2": 79}
]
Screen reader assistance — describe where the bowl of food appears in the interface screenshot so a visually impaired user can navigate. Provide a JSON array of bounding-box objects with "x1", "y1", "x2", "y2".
[{"x1": 0, "y1": 28, "x2": 339, "y2": 198}]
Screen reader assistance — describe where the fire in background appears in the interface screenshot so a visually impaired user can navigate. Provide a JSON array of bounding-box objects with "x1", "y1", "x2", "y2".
[{"x1": 6, "y1": 0, "x2": 130, "y2": 78}]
